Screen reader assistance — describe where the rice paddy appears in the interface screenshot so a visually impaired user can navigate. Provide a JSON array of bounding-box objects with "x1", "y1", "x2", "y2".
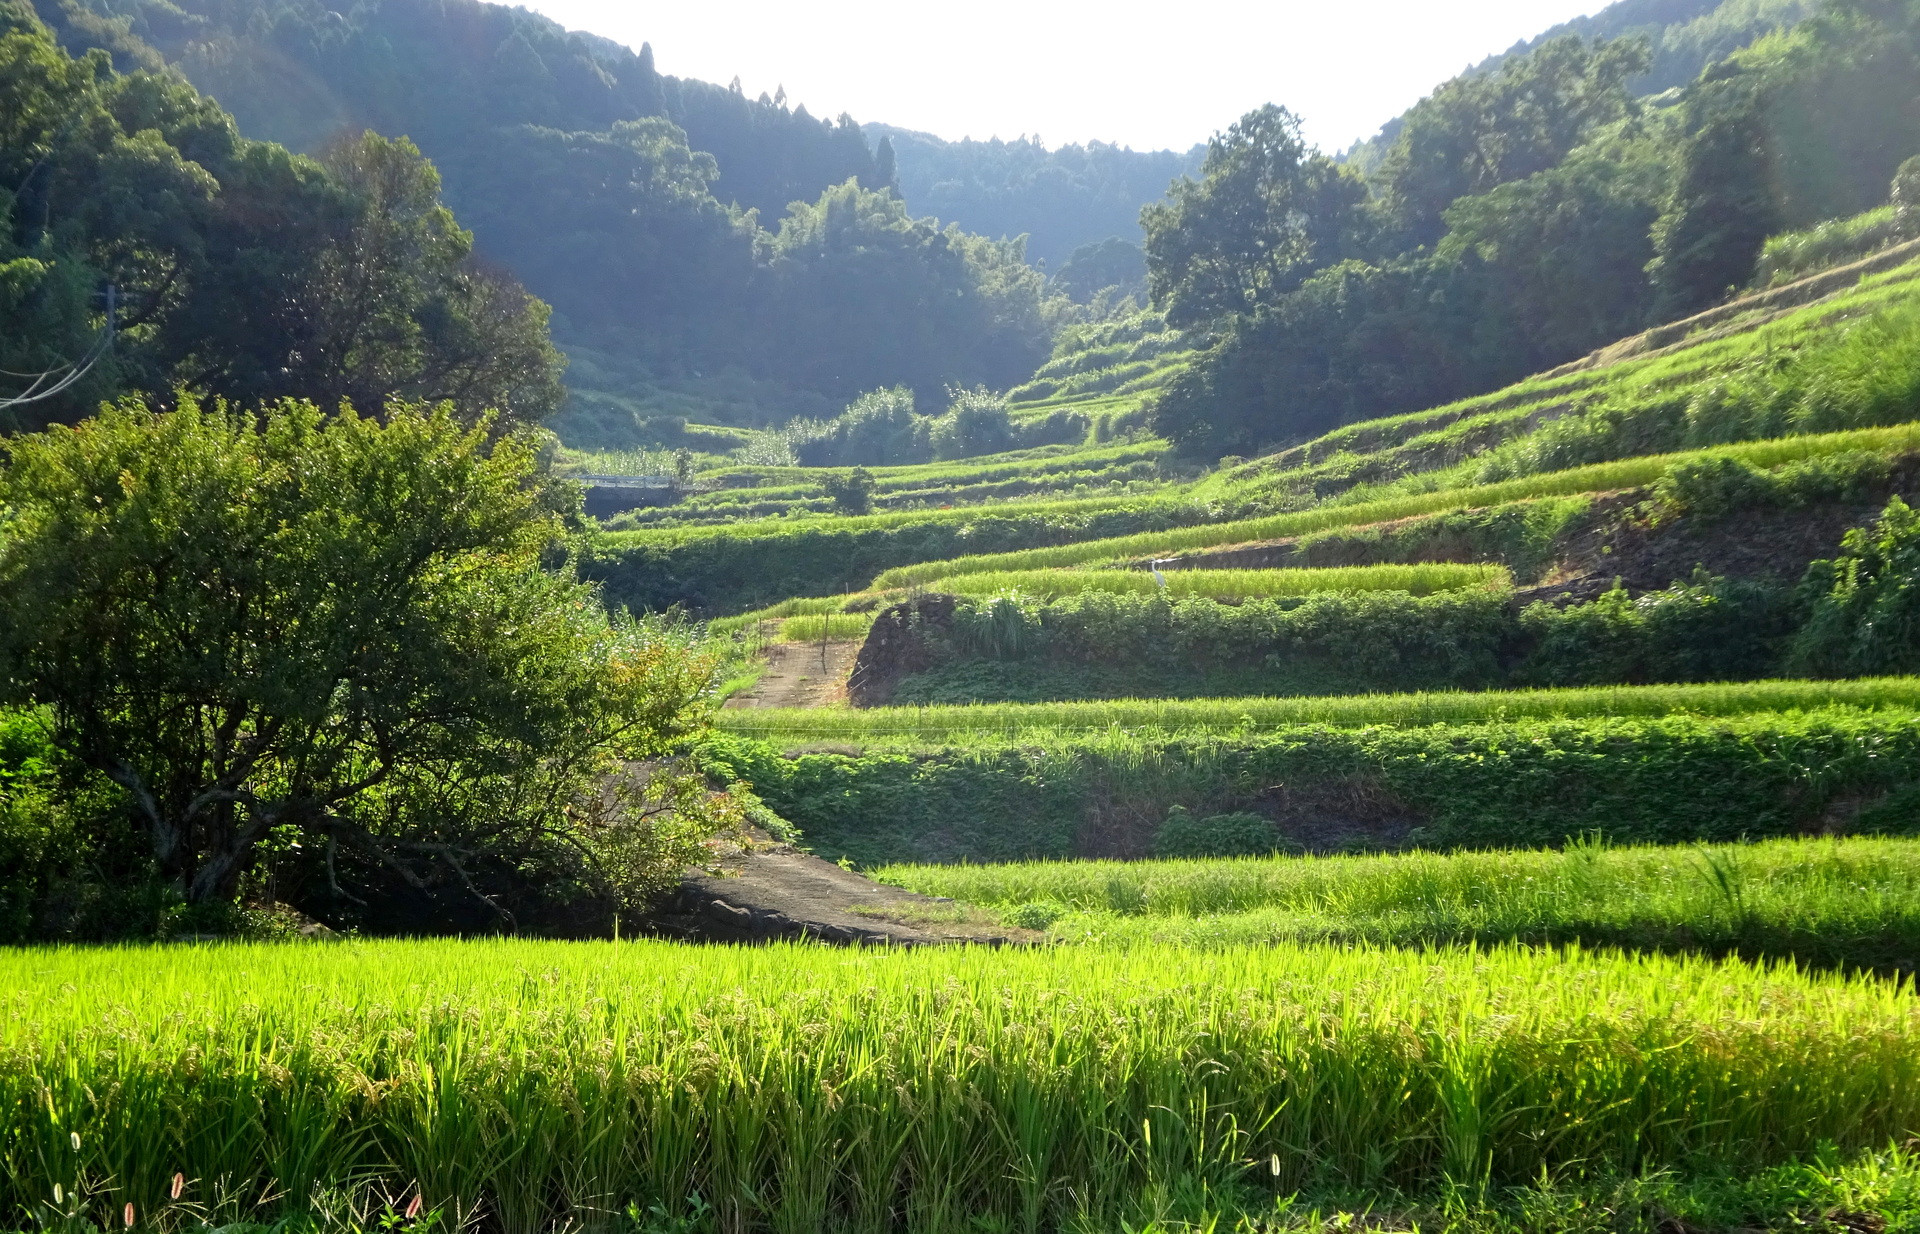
[
  {"x1": 923, "y1": 562, "x2": 1508, "y2": 600},
  {"x1": 711, "y1": 675, "x2": 1920, "y2": 741},
  {"x1": 873, "y1": 424, "x2": 1920, "y2": 588},
  {"x1": 5, "y1": 938, "x2": 1919, "y2": 1232},
  {"x1": 875, "y1": 836, "x2": 1920, "y2": 966}
]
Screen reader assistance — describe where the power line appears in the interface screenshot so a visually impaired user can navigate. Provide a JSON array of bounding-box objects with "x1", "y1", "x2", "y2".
[{"x1": 0, "y1": 284, "x2": 115, "y2": 412}]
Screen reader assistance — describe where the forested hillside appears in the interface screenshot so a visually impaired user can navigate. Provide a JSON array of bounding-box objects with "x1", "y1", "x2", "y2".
[
  {"x1": 22, "y1": 0, "x2": 1072, "y2": 443},
  {"x1": 0, "y1": 1, "x2": 562, "y2": 431},
  {"x1": 866, "y1": 126, "x2": 1201, "y2": 268},
  {"x1": 1149, "y1": 0, "x2": 1920, "y2": 458}
]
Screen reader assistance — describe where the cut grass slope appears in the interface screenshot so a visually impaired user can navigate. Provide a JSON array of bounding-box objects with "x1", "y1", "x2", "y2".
[{"x1": 4, "y1": 939, "x2": 1917, "y2": 1231}]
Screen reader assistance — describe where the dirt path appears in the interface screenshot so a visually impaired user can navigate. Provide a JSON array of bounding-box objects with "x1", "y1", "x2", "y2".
[
  {"x1": 724, "y1": 639, "x2": 862, "y2": 709},
  {"x1": 646, "y1": 834, "x2": 1031, "y2": 945}
]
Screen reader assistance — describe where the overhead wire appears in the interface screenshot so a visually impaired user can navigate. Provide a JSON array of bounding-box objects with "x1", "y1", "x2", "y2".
[{"x1": 0, "y1": 284, "x2": 115, "y2": 411}]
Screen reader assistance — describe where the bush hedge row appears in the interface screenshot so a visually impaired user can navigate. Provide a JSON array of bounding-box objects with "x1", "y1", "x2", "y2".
[{"x1": 701, "y1": 708, "x2": 1920, "y2": 867}]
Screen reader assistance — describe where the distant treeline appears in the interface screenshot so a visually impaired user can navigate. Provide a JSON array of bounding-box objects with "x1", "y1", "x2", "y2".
[
  {"x1": 1, "y1": 1, "x2": 562, "y2": 431},
  {"x1": 24, "y1": 0, "x2": 1072, "y2": 442}
]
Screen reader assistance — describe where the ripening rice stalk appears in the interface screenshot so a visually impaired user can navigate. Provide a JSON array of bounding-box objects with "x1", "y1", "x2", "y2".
[
  {"x1": 711, "y1": 676, "x2": 1920, "y2": 742},
  {"x1": 924, "y1": 562, "x2": 1507, "y2": 601},
  {"x1": 1, "y1": 939, "x2": 1917, "y2": 1232}
]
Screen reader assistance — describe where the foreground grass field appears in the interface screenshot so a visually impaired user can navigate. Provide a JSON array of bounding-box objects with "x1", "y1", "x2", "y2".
[
  {"x1": 877, "y1": 836, "x2": 1920, "y2": 969},
  {"x1": 4, "y1": 938, "x2": 1920, "y2": 1233}
]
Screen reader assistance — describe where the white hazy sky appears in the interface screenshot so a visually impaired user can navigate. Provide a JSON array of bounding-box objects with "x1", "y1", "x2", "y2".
[{"x1": 518, "y1": 0, "x2": 1609, "y2": 154}]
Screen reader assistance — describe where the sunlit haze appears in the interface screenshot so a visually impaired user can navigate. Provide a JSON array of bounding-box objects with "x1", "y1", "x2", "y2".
[{"x1": 519, "y1": 0, "x2": 1608, "y2": 154}]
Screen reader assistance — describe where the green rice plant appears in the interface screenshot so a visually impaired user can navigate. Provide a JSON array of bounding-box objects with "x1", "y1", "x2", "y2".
[
  {"x1": 712, "y1": 676, "x2": 1920, "y2": 741},
  {"x1": 874, "y1": 836, "x2": 1920, "y2": 968},
  {"x1": 774, "y1": 612, "x2": 876, "y2": 642},
  {"x1": 923, "y1": 562, "x2": 1509, "y2": 601},
  {"x1": 874, "y1": 424, "x2": 1920, "y2": 588},
  {"x1": 3, "y1": 938, "x2": 1918, "y2": 1231},
  {"x1": 706, "y1": 594, "x2": 872, "y2": 638}
]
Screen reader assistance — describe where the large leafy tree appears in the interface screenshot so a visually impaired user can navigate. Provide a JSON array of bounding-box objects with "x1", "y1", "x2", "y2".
[
  {"x1": 1141, "y1": 105, "x2": 1367, "y2": 329},
  {"x1": 1647, "y1": 63, "x2": 1779, "y2": 319},
  {"x1": 0, "y1": 398, "x2": 727, "y2": 923},
  {"x1": 760, "y1": 179, "x2": 1063, "y2": 399}
]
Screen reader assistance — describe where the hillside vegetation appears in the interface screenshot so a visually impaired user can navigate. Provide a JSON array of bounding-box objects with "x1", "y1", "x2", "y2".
[{"x1": 12, "y1": 0, "x2": 1920, "y2": 1230}]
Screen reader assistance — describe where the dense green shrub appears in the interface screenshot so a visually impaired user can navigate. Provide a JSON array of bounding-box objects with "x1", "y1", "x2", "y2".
[
  {"x1": 1517, "y1": 576, "x2": 1796, "y2": 687},
  {"x1": 704, "y1": 707, "x2": 1920, "y2": 866},
  {"x1": 944, "y1": 588, "x2": 1513, "y2": 685},
  {"x1": 1794, "y1": 496, "x2": 1920, "y2": 675},
  {"x1": 1481, "y1": 304, "x2": 1920, "y2": 482},
  {"x1": 895, "y1": 576, "x2": 1796, "y2": 704},
  {"x1": 1651, "y1": 449, "x2": 1897, "y2": 519},
  {"x1": 0, "y1": 711, "x2": 60, "y2": 942},
  {"x1": 1291, "y1": 497, "x2": 1592, "y2": 581},
  {"x1": 1153, "y1": 806, "x2": 1288, "y2": 858}
]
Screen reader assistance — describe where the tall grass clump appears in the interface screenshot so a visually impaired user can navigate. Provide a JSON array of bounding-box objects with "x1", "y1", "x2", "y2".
[
  {"x1": 927, "y1": 563, "x2": 1507, "y2": 601},
  {"x1": 1756, "y1": 208, "x2": 1910, "y2": 286},
  {"x1": 3, "y1": 939, "x2": 1919, "y2": 1232}
]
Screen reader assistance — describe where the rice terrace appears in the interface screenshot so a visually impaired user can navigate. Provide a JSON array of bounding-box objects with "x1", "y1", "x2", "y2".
[{"x1": 7, "y1": 0, "x2": 1920, "y2": 1229}]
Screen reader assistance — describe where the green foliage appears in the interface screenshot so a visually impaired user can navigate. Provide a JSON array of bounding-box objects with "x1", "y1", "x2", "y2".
[
  {"x1": 1649, "y1": 65, "x2": 1779, "y2": 318},
  {"x1": 1896, "y1": 154, "x2": 1920, "y2": 232},
  {"x1": 1756, "y1": 206, "x2": 1907, "y2": 286},
  {"x1": 873, "y1": 126, "x2": 1202, "y2": 267},
  {"x1": 934, "y1": 588, "x2": 1516, "y2": 687},
  {"x1": 1049, "y1": 236, "x2": 1146, "y2": 305},
  {"x1": 821, "y1": 466, "x2": 875, "y2": 515},
  {"x1": 886, "y1": 570, "x2": 1791, "y2": 704},
  {"x1": 760, "y1": 181, "x2": 1066, "y2": 401},
  {"x1": 926, "y1": 562, "x2": 1508, "y2": 601},
  {"x1": 0, "y1": 710, "x2": 63, "y2": 941},
  {"x1": 1517, "y1": 575, "x2": 1797, "y2": 687},
  {"x1": 1795, "y1": 496, "x2": 1920, "y2": 676},
  {"x1": 878, "y1": 423, "x2": 1920, "y2": 589},
  {"x1": 1652, "y1": 449, "x2": 1893, "y2": 518},
  {"x1": 1372, "y1": 34, "x2": 1652, "y2": 249},
  {"x1": 1141, "y1": 104, "x2": 1367, "y2": 328},
  {"x1": 583, "y1": 497, "x2": 1208, "y2": 615},
  {"x1": 1145, "y1": 2, "x2": 1920, "y2": 455},
  {"x1": 1153, "y1": 805, "x2": 1286, "y2": 858},
  {"x1": 0, "y1": 396, "x2": 730, "y2": 925},
  {"x1": 707, "y1": 705, "x2": 1920, "y2": 865},
  {"x1": 1153, "y1": 150, "x2": 1666, "y2": 456}
]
